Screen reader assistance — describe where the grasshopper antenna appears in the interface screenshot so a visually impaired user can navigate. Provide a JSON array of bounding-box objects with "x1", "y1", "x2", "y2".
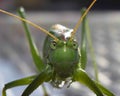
[
  {"x1": 0, "y1": 8, "x2": 59, "y2": 42},
  {"x1": 70, "y1": 0, "x2": 96, "y2": 40}
]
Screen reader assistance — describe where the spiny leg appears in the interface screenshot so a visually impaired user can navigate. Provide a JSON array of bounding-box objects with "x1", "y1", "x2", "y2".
[
  {"x1": 2, "y1": 66, "x2": 53, "y2": 96},
  {"x1": 80, "y1": 8, "x2": 87, "y2": 69},
  {"x1": 73, "y1": 68, "x2": 104, "y2": 96},
  {"x1": 85, "y1": 12, "x2": 99, "y2": 81},
  {"x1": 78, "y1": 7, "x2": 115, "y2": 96},
  {"x1": 17, "y1": 7, "x2": 45, "y2": 72},
  {"x1": 73, "y1": 68, "x2": 115, "y2": 96},
  {"x1": 0, "y1": 7, "x2": 58, "y2": 96},
  {"x1": 95, "y1": 82, "x2": 115, "y2": 96},
  {"x1": 72, "y1": 0, "x2": 97, "y2": 69},
  {"x1": 80, "y1": 8, "x2": 98, "y2": 81},
  {"x1": 18, "y1": 7, "x2": 49, "y2": 96},
  {"x1": 79, "y1": 2, "x2": 99, "y2": 82},
  {"x1": 22, "y1": 65, "x2": 53, "y2": 96},
  {"x1": 2, "y1": 75, "x2": 36, "y2": 96}
]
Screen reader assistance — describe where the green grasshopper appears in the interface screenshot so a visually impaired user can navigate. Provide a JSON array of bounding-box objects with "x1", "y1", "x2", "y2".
[{"x1": 0, "y1": 0, "x2": 115, "y2": 96}]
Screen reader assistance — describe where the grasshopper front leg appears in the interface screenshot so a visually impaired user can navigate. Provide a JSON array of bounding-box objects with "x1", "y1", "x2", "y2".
[
  {"x1": 18, "y1": 7, "x2": 49, "y2": 96},
  {"x1": 2, "y1": 75, "x2": 36, "y2": 96},
  {"x1": 73, "y1": 68, "x2": 115, "y2": 96},
  {"x1": 75, "y1": 8, "x2": 115, "y2": 96},
  {"x1": 73, "y1": 68, "x2": 104, "y2": 96},
  {"x1": 21, "y1": 65, "x2": 53, "y2": 96},
  {"x1": 17, "y1": 7, "x2": 45, "y2": 72},
  {"x1": 80, "y1": 8, "x2": 87, "y2": 70}
]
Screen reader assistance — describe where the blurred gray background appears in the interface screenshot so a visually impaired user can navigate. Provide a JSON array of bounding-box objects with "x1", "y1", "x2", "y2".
[
  {"x1": 0, "y1": 0, "x2": 120, "y2": 11},
  {"x1": 0, "y1": 0, "x2": 120, "y2": 96}
]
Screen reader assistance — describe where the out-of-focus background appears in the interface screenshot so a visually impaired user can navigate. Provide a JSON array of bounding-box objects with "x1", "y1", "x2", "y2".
[
  {"x1": 0, "y1": 0, "x2": 120, "y2": 96},
  {"x1": 0, "y1": 0, "x2": 120, "y2": 11}
]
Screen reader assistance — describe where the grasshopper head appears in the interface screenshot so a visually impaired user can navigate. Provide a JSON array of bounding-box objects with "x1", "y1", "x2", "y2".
[{"x1": 48, "y1": 24, "x2": 80, "y2": 78}]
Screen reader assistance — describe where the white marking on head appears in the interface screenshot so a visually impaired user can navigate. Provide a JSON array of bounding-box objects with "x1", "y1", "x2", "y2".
[{"x1": 50, "y1": 24, "x2": 73, "y2": 40}]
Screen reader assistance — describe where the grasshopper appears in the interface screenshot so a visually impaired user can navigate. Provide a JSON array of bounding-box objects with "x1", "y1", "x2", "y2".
[{"x1": 0, "y1": 0, "x2": 114, "y2": 96}]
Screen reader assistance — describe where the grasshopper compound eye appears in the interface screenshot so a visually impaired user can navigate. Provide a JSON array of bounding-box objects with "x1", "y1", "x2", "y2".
[
  {"x1": 50, "y1": 40, "x2": 57, "y2": 49},
  {"x1": 72, "y1": 41, "x2": 78, "y2": 49}
]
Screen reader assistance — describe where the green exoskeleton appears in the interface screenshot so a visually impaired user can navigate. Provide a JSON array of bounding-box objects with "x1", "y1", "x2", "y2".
[{"x1": 0, "y1": 0, "x2": 115, "y2": 96}]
